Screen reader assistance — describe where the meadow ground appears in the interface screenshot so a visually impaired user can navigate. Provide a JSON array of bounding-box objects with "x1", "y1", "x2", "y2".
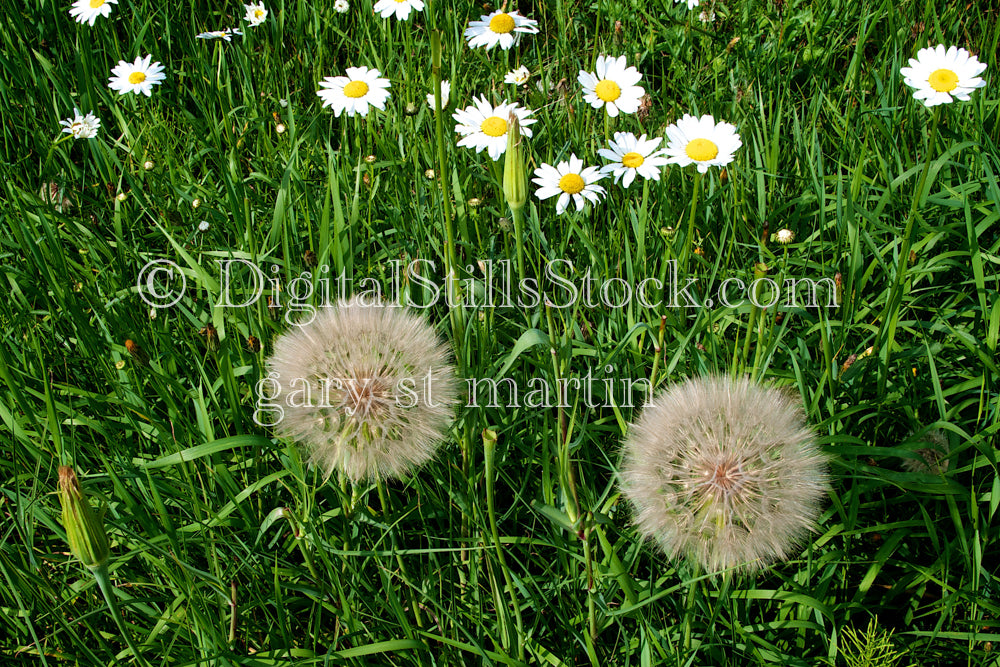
[{"x1": 1, "y1": 0, "x2": 999, "y2": 664}]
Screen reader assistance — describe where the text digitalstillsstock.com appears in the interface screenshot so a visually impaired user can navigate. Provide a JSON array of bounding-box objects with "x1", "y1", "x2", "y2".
[{"x1": 138, "y1": 258, "x2": 839, "y2": 322}]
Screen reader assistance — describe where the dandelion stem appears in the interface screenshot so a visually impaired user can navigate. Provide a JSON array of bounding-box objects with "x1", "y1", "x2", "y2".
[
  {"x1": 91, "y1": 564, "x2": 150, "y2": 667},
  {"x1": 483, "y1": 429, "x2": 525, "y2": 660}
]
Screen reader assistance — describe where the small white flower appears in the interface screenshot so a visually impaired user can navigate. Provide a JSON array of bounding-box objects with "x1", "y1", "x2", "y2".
[
  {"x1": 676, "y1": 0, "x2": 699, "y2": 8},
  {"x1": 900, "y1": 44, "x2": 988, "y2": 107},
  {"x1": 598, "y1": 132, "x2": 669, "y2": 188},
  {"x1": 464, "y1": 10, "x2": 539, "y2": 51},
  {"x1": 143, "y1": 160, "x2": 155, "y2": 170},
  {"x1": 108, "y1": 55, "x2": 166, "y2": 97},
  {"x1": 504, "y1": 66, "x2": 531, "y2": 85},
  {"x1": 663, "y1": 114, "x2": 742, "y2": 173},
  {"x1": 532, "y1": 155, "x2": 606, "y2": 215},
  {"x1": 192, "y1": 198, "x2": 202, "y2": 208},
  {"x1": 578, "y1": 55, "x2": 646, "y2": 117},
  {"x1": 698, "y1": 8, "x2": 715, "y2": 22},
  {"x1": 426, "y1": 80, "x2": 451, "y2": 110},
  {"x1": 334, "y1": 0, "x2": 349, "y2": 12},
  {"x1": 198, "y1": 221, "x2": 211, "y2": 232},
  {"x1": 452, "y1": 97, "x2": 536, "y2": 161},
  {"x1": 59, "y1": 108, "x2": 101, "y2": 140},
  {"x1": 373, "y1": 0, "x2": 423, "y2": 20},
  {"x1": 775, "y1": 229, "x2": 795, "y2": 244},
  {"x1": 244, "y1": 2, "x2": 268, "y2": 26},
  {"x1": 69, "y1": 0, "x2": 117, "y2": 25},
  {"x1": 279, "y1": 98, "x2": 288, "y2": 107},
  {"x1": 197, "y1": 28, "x2": 243, "y2": 41},
  {"x1": 316, "y1": 66, "x2": 391, "y2": 117}
]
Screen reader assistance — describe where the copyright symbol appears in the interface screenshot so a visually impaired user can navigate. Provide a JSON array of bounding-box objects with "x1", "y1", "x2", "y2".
[{"x1": 137, "y1": 259, "x2": 186, "y2": 308}]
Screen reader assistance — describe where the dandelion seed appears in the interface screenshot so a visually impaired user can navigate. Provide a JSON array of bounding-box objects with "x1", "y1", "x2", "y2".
[
  {"x1": 465, "y1": 9, "x2": 538, "y2": 51},
  {"x1": 775, "y1": 228, "x2": 795, "y2": 244},
  {"x1": 901, "y1": 429, "x2": 950, "y2": 474},
  {"x1": 532, "y1": 154, "x2": 606, "y2": 215},
  {"x1": 266, "y1": 297, "x2": 459, "y2": 482},
  {"x1": 578, "y1": 55, "x2": 646, "y2": 117},
  {"x1": 620, "y1": 375, "x2": 828, "y2": 574},
  {"x1": 900, "y1": 44, "x2": 987, "y2": 107}
]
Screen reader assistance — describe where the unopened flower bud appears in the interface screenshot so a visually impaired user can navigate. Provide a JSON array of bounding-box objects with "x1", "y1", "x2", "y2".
[
  {"x1": 58, "y1": 466, "x2": 110, "y2": 571},
  {"x1": 143, "y1": 160, "x2": 155, "y2": 171},
  {"x1": 276, "y1": 123, "x2": 286, "y2": 134},
  {"x1": 502, "y1": 112, "x2": 528, "y2": 214}
]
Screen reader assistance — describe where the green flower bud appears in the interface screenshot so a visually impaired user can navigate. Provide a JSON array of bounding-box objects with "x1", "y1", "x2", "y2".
[
  {"x1": 502, "y1": 113, "x2": 528, "y2": 214},
  {"x1": 58, "y1": 466, "x2": 110, "y2": 571}
]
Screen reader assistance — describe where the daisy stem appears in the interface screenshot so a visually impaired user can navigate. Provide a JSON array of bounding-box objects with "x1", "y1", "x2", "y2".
[
  {"x1": 681, "y1": 171, "x2": 704, "y2": 274},
  {"x1": 877, "y1": 106, "x2": 941, "y2": 390},
  {"x1": 512, "y1": 207, "x2": 526, "y2": 287},
  {"x1": 91, "y1": 563, "x2": 151, "y2": 667}
]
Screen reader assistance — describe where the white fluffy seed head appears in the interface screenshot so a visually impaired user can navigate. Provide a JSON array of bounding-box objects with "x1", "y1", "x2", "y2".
[
  {"x1": 266, "y1": 298, "x2": 459, "y2": 482},
  {"x1": 620, "y1": 375, "x2": 828, "y2": 575},
  {"x1": 901, "y1": 429, "x2": 949, "y2": 474}
]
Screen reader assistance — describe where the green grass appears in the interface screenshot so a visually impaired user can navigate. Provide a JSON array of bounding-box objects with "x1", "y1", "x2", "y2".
[{"x1": 1, "y1": 0, "x2": 999, "y2": 663}]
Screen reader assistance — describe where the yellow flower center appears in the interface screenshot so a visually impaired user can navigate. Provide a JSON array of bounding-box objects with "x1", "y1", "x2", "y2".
[
  {"x1": 489, "y1": 12, "x2": 516, "y2": 34},
  {"x1": 558, "y1": 174, "x2": 585, "y2": 194},
  {"x1": 128, "y1": 72, "x2": 147, "y2": 84},
  {"x1": 254, "y1": 9, "x2": 264, "y2": 18},
  {"x1": 343, "y1": 81, "x2": 369, "y2": 98},
  {"x1": 594, "y1": 79, "x2": 621, "y2": 102},
  {"x1": 480, "y1": 116, "x2": 508, "y2": 137},
  {"x1": 622, "y1": 152, "x2": 644, "y2": 168},
  {"x1": 928, "y1": 68, "x2": 959, "y2": 92},
  {"x1": 685, "y1": 138, "x2": 718, "y2": 162},
  {"x1": 89, "y1": 0, "x2": 105, "y2": 7}
]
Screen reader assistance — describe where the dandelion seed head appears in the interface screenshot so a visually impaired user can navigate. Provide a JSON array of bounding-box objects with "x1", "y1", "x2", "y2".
[
  {"x1": 266, "y1": 298, "x2": 459, "y2": 482},
  {"x1": 620, "y1": 375, "x2": 828, "y2": 574}
]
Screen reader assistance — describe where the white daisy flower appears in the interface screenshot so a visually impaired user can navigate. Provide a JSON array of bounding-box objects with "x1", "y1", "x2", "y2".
[
  {"x1": 598, "y1": 132, "x2": 669, "y2": 188},
  {"x1": 663, "y1": 114, "x2": 742, "y2": 173},
  {"x1": 452, "y1": 96, "x2": 536, "y2": 161},
  {"x1": 426, "y1": 80, "x2": 451, "y2": 110},
  {"x1": 197, "y1": 28, "x2": 243, "y2": 41},
  {"x1": 108, "y1": 55, "x2": 166, "y2": 97},
  {"x1": 464, "y1": 10, "x2": 539, "y2": 51},
  {"x1": 69, "y1": 0, "x2": 117, "y2": 26},
  {"x1": 334, "y1": 0, "x2": 349, "y2": 11},
  {"x1": 316, "y1": 67, "x2": 391, "y2": 117},
  {"x1": 532, "y1": 155, "x2": 606, "y2": 215},
  {"x1": 676, "y1": 0, "x2": 699, "y2": 8},
  {"x1": 59, "y1": 108, "x2": 101, "y2": 140},
  {"x1": 578, "y1": 55, "x2": 645, "y2": 117},
  {"x1": 244, "y1": 2, "x2": 268, "y2": 26},
  {"x1": 900, "y1": 44, "x2": 987, "y2": 107},
  {"x1": 504, "y1": 65, "x2": 531, "y2": 85},
  {"x1": 373, "y1": 0, "x2": 423, "y2": 20}
]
